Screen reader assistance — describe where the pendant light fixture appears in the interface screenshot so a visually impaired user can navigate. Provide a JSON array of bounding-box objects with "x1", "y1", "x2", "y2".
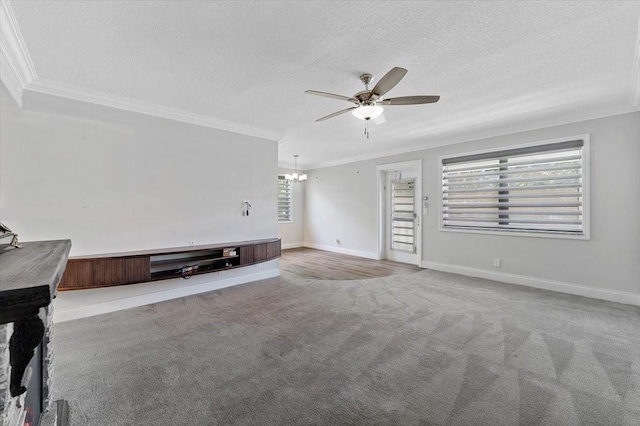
[{"x1": 285, "y1": 155, "x2": 307, "y2": 183}]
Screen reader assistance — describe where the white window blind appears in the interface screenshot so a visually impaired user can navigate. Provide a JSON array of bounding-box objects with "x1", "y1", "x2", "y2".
[
  {"x1": 277, "y1": 175, "x2": 292, "y2": 223},
  {"x1": 391, "y1": 179, "x2": 416, "y2": 252},
  {"x1": 442, "y1": 139, "x2": 586, "y2": 235}
]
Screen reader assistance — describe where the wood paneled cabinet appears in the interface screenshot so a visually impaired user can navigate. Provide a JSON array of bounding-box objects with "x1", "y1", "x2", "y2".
[
  {"x1": 60, "y1": 257, "x2": 151, "y2": 290},
  {"x1": 59, "y1": 238, "x2": 280, "y2": 291},
  {"x1": 254, "y1": 241, "x2": 281, "y2": 262}
]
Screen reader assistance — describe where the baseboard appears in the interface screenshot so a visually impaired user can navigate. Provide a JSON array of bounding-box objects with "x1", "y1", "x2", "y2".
[
  {"x1": 281, "y1": 242, "x2": 304, "y2": 250},
  {"x1": 303, "y1": 242, "x2": 379, "y2": 260},
  {"x1": 53, "y1": 263, "x2": 280, "y2": 322},
  {"x1": 422, "y1": 261, "x2": 640, "y2": 306}
]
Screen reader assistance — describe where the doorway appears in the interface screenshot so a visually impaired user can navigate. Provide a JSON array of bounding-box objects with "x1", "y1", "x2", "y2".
[{"x1": 377, "y1": 160, "x2": 422, "y2": 266}]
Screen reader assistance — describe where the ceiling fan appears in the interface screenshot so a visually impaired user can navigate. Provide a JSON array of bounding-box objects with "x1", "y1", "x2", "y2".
[{"x1": 305, "y1": 67, "x2": 440, "y2": 137}]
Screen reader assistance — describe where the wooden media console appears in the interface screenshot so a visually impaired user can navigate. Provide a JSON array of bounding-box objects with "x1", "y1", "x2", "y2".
[{"x1": 58, "y1": 238, "x2": 281, "y2": 291}]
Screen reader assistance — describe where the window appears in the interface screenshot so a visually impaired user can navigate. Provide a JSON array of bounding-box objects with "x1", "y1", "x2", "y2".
[
  {"x1": 441, "y1": 137, "x2": 588, "y2": 237},
  {"x1": 277, "y1": 175, "x2": 292, "y2": 223}
]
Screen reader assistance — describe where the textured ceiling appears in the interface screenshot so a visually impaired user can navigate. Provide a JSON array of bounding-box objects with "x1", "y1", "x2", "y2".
[{"x1": 7, "y1": 1, "x2": 640, "y2": 169}]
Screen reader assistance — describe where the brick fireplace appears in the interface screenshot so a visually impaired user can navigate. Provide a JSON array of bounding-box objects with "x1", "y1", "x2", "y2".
[
  {"x1": 0, "y1": 305, "x2": 57, "y2": 426},
  {"x1": 0, "y1": 241, "x2": 71, "y2": 426}
]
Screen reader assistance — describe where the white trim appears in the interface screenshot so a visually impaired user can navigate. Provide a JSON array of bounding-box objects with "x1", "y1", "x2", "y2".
[
  {"x1": 438, "y1": 134, "x2": 591, "y2": 240},
  {"x1": 0, "y1": 0, "x2": 37, "y2": 106},
  {"x1": 630, "y1": 16, "x2": 640, "y2": 107},
  {"x1": 581, "y1": 135, "x2": 591, "y2": 239},
  {"x1": 0, "y1": 49, "x2": 22, "y2": 106},
  {"x1": 53, "y1": 261, "x2": 280, "y2": 322},
  {"x1": 278, "y1": 161, "x2": 295, "y2": 169},
  {"x1": 281, "y1": 242, "x2": 304, "y2": 250},
  {"x1": 303, "y1": 242, "x2": 378, "y2": 260},
  {"x1": 376, "y1": 160, "x2": 423, "y2": 264},
  {"x1": 439, "y1": 227, "x2": 589, "y2": 240},
  {"x1": 422, "y1": 261, "x2": 640, "y2": 306},
  {"x1": 376, "y1": 159, "x2": 423, "y2": 172},
  {"x1": 0, "y1": 0, "x2": 37, "y2": 82},
  {"x1": 23, "y1": 77, "x2": 284, "y2": 141}
]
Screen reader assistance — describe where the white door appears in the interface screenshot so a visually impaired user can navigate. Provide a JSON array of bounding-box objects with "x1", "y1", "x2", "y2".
[{"x1": 385, "y1": 169, "x2": 420, "y2": 265}]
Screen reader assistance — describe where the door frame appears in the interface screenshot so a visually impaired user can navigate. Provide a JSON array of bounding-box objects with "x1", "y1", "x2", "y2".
[{"x1": 376, "y1": 160, "x2": 423, "y2": 265}]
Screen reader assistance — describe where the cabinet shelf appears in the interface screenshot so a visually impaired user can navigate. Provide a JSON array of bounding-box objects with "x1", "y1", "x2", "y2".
[
  {"x1": 149, "y1": 253, "x2": 239, "y2": 267},
  {"x1": 150, "y1": 262, "x2": 241, "y2": 280}
]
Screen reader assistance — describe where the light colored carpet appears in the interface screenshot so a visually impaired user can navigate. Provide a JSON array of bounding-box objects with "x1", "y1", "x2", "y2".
[{"x1": 53, "y1": 269, "x2": 640, "y2": 425}]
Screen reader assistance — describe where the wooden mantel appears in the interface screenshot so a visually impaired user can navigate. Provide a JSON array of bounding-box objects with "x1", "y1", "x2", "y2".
[{"x1": 0, "y1": 240, "x2": 72, "y2": 325}]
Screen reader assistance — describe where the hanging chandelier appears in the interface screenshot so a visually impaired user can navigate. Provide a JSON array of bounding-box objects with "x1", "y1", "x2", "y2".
[{"x1": 285, "y1": 155, "x2": 307, "y2": 183}]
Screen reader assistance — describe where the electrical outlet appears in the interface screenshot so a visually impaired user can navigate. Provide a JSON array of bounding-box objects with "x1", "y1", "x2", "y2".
[{"x1": 493, "y1": 258, "x2": 501, "y2": 268}]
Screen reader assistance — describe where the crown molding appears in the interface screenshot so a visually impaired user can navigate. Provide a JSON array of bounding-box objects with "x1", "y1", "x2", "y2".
[
  {"x1": 305, "y1": 105, "x2": 637, "y2": 170},
  {"x1": 0, "y1": 0, "x2": 282, "y2": 141},
  {"x1": 0, "y1": 47, "x2": 22, "y2": 106},
  {"x1": 0, "y1": 0, "x2": 36, "y2": 106},
  {"x1": 630, "y1": 16, "x2": 640, "y2": 107},
  {"x1": 278, "y1": 164, "x2": 293, "y2": 170},
  {"x1": 25, "y1": 78, "x2": 284, "y2": 141}
]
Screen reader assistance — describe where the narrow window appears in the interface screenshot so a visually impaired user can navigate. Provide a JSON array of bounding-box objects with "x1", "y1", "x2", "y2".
[
  {"x1": 391, "y1": 179, "x2": 416, "y2": 252},
  {"x1": 277, "y1": 175, "x2": 292, "y2": 223}
]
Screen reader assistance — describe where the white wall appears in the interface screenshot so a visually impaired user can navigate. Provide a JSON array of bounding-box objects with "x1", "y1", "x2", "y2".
[
  {"x1": 1, "y1": 84, "x2": 278, "y2": 256},
  {"x1": 277, "y1": 167, "x2": 305, "y2": 249},
  {"x1": 304, "y1": 112, "x2": 640, "y2": 303},
  {"x1": 304, "y1": 165, "x2": 378, "y2": 258}
]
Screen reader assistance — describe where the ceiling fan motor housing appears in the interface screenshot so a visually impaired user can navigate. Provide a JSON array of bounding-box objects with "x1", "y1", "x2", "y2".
[
  {"x1": 359, "y1": 73, "x2": 373, "y2": 87},
  {"x1": 354, "y1": 74, "x2": 382, "y2": 119},
  {"x1": 354, "y1": 90, "x2": 374, "y2": 103}
]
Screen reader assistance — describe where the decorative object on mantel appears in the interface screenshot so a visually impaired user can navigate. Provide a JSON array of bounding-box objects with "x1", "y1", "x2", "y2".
[
  {"x1": 305, "y1": 66, "x2": 440, "y2": 138},
  {"x1": 0, "y1": 222, "x2": 23, "y2": 250},
  {"x1": 284, "y1": 155, "x2": 307, "y2": 183}
]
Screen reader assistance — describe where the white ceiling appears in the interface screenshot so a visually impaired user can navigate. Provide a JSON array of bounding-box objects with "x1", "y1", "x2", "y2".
[{"x1": 4, "y1": 1, "x2": 640, "y2": 169}]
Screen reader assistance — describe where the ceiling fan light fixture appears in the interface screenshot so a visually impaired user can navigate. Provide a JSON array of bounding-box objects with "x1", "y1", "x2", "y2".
[{"x1": 352, "y1": 105, "x2": 384, "y2": 120}]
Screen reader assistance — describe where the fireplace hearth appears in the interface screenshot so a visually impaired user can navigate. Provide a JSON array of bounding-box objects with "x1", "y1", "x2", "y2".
[{"x1": 0, "y1": 240, "x2": 71, "y2": 426}]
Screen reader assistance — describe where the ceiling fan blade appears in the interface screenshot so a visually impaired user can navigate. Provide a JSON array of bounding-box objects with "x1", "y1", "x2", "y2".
[
  {"x1": 316, "y1": 107, "x2": 357, "y2": 122},
  {"x1": 377, "y1": 95, "x2": 440, "y2": 105},
  {"x1": 370, "y1": 67, "x2": 407, "y2": 100},
  {"x1": 305, "y1": 90, "x2": 359, "y2": 104},
  {"x1": 372, "y1": 113, "x2": 385, "y2": 125}
]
